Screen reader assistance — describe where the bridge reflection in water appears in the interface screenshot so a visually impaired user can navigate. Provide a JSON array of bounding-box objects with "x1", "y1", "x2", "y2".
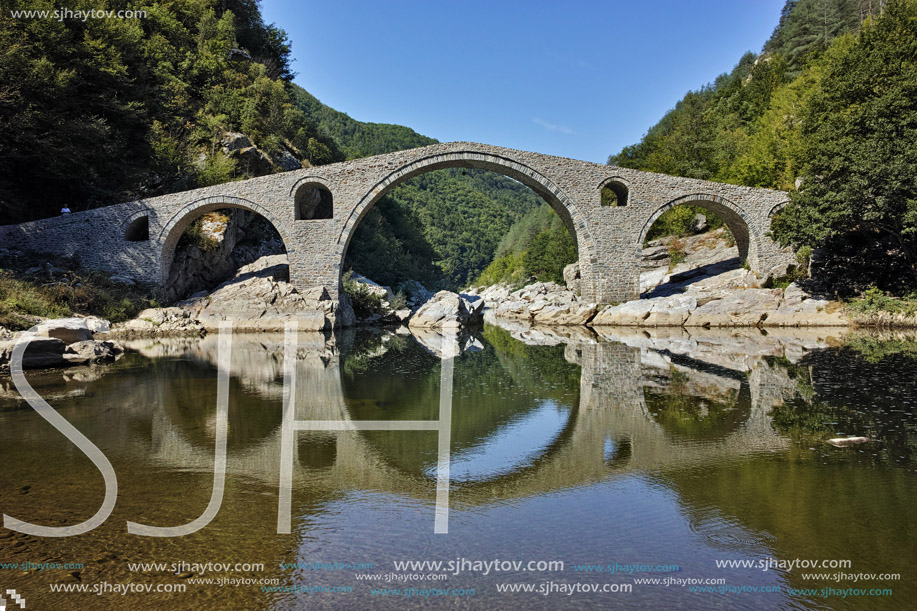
[
  {"x1": 7, "y1": 321, "x2": 917, "y2": 611},
  {"x1": 111, "y1": 322, "x2": 822, "y2": 524}
]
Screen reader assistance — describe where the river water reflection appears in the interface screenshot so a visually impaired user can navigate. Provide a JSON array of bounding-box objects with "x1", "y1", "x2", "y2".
[{"x1": 0, "y1": 323, "x2": 914, "y2": 610}]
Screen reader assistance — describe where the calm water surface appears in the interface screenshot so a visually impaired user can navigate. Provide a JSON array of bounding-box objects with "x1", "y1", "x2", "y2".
[{"x1": 0, "y1": 323, "x2": 914, "y2": 610}]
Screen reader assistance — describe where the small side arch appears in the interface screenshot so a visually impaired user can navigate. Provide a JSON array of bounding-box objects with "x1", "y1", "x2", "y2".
[
  {"x1": 766, "y1": 200, "x2": 790, "y2": 223},
  {"x1": 157, "y1": 195, "x2": 291, "y2": 284},
  {"x1": 598, "y1": 176, "x2": 630, "y2": 207},
  {"x1": 290, "y1": 176, "x2": 334, "y2": 220},
  {"x1": 121, "y1": 209, "x2": 152, "y2": 242}
]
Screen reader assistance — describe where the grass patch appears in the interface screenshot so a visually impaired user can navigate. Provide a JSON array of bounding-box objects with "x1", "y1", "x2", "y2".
[
  {"x1": 847, "y1": 287, "x2": 917, "y2": 318},
  {"x1": 0, "y1": 255, "x2": 158, "y2": 331}
]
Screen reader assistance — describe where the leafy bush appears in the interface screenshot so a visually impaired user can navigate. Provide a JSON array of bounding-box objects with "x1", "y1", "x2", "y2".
[
  {"x1": 667, "y1": 238, "x2": 687, "y2": 270},
  {"x1": 847, "y1": 287, "x2": 917, "y2": 318},
  {"x1": 180, "y1": 212, "x2": 228, "y2": 253},
  {"x1": 389, "y1": 291, "x2": 408, "y2": 311},
  {"x1": 341, "y1": 271, "x2": 384, "y2": 318},
  {"x1": 194, "y1": 151, "x2": 239, "y2": 188}
]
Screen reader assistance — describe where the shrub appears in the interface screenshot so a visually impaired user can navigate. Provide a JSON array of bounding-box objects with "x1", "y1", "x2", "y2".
[
  {"x1": 667, "y1": 238, "x2": 687, "y2": 270},
  {"x1": 847, "y1": 287, "x2": 917, "y2": 317},
  {"x1": 342, "y1": 270, "x2": 383, "y2": 317},
  {"x1": 389, "y1": 291, "x2": 408, "y2": 310}
]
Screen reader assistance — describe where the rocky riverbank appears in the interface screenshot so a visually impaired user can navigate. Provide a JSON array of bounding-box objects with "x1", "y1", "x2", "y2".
[
  {"x1": 94, "y1": 229, "x2": 854, "y2": 339},
  {"x1": 468, "y1": 228, "x2": 849, "y2": 328},
  {"x1": 0, "y1": 229, "x2": 882, "y2": 362},
  {"x1": 0, "y1": 317, "x2": 123, "y2": 372}
]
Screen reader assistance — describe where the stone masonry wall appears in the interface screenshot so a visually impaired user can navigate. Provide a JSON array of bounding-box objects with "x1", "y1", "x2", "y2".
[{"x1": 0, "y1": 142, "x2": 795, "y2": 304}]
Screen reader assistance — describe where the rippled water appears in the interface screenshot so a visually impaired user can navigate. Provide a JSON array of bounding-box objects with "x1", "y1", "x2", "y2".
[{"x1": 0, "y1": 324, "x2": 914, "y2": 610}]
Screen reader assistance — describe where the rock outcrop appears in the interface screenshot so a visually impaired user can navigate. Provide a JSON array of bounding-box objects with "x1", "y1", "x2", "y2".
[
  {"x1": 114, "y1": 255, "x2": 345, "y2": 335},
  {"x1": 408, "y1": 291, "x2": 484, "y2": 330},
  {"x1": 1, "y1": 317, "x2": 122, "y2": 371},
  {"x1": 467, "y1": 282, "x2": 598, "y2": 326},
  {"x1": 470, "y1": 229, "x2": 850, "y2": 328},
  {"x1": 64, "y1": 339, "x2": 124, "y2": 364}
]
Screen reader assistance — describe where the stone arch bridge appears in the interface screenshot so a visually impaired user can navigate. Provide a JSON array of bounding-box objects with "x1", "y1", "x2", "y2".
[{"x1": 0, "y1": 142, "x2": 794, "y2": 304}]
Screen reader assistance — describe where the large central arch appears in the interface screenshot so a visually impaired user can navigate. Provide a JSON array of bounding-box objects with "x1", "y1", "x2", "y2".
[{"x1": 332, "y1": 151, "x2": 598, "y2": 293}]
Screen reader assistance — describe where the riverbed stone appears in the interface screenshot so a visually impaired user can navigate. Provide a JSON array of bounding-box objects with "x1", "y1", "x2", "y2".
[
  {"x1": 409, "y1": 291, "x2": 484, "y2": 330},
  {"x1": 533, "y1": 303, "x2": 598, "y2": 326},
  {"x1": 764, "y1": 297, "x2": 847, "y2": 327},
  {"x1": 685, "y1": 289, "x2": 783, "y2": 327},
  {"x1": 35, "y1": 318, "x2": 93, "y2": 344},
  {"x1": 644, "y1": 295, "x2": 697, "y2": 326},
  {"x1": 64, "y1": 340, "x2": 124, "y2": 364},
  {"x1": 0, "y1": 336, "x2": 68, "y2": 369},
  {"x1": 591, "y1": 300, "x2": 655, "y2": 326}
]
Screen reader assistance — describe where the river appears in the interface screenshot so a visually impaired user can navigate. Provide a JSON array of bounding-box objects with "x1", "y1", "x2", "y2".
[{"x1": 0, "y1": 322, "x2": 914, "y2": 610}]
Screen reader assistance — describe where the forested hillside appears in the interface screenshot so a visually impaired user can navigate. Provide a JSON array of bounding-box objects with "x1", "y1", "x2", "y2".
[
  {"x1": 0, "y1": 0, "x2": 342, "y2": 222},
  {"x1": 0, "y1": 0, "x2": 548, "y2": 292},
  {"x1": 608, "y1": 0, "x2": 874, "y2": 186},
  {"x1": 289, "y1": 85, "x2": 436, "y2": 159},
  {"x1": 603, "y1": 0, "x2": 917, "y2": 296}
]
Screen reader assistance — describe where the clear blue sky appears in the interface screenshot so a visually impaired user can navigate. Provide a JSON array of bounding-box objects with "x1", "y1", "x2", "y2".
[{"x1": 261, "y1": 0, "x2": 786, "y2": 164}]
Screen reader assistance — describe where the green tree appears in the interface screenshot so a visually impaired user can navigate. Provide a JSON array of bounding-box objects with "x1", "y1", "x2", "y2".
[
  {"x1": 522, "y1": 227, "x2": 577, "y2": 283},
  {"x1": 726, "y1": 62, "x2": 823, "y2": 189},
  {"x1": 764, "y1": 0, "x2": 864, "y2": 73},
  {"x1": 772, "y1": 0, "x2": 917, "y2": 287}
]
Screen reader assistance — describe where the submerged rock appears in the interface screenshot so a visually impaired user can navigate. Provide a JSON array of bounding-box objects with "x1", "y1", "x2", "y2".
[
  {"x1": 0, "y1": 336, "x2": 68, "y2": 369},
  {"x1": 827, "y1": 436, "x2": 869, "y2": 447}
]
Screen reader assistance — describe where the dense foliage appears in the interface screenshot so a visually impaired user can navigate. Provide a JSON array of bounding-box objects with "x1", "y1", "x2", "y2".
[
  {"x1": 345, "y1": 169, "x2": 544, "y2": 290},
  {"x1": 609, "y1": 0, "x2": 917, "y2": 295},
  {"x1": 0, "y1": 0, "x2": 343, "y2": 222},
  {"x1": 764, "y1": 0, "x2": 874, "y2": 72},
  {"x1": 772, "y1": 0, "x2": 917, "y2": 289},
  {"x1": 475, "y1": 205, "x2": 576, "y2": 286}
]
